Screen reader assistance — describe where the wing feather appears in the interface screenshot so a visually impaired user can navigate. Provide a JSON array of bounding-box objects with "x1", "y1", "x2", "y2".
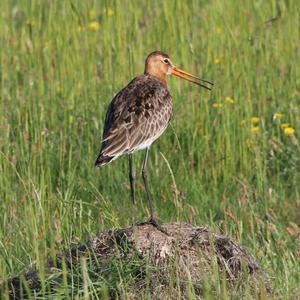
[{"x1": 95, "y1": 75, "x2": 172, "y2": 166}]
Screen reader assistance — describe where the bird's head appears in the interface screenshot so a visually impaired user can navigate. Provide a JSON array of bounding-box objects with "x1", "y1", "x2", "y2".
[{"x1": 144, "y1": 51, "x2": 213, "y2": 90}]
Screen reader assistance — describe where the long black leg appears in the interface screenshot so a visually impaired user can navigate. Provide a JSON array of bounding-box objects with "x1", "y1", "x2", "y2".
[
  {"x1": 128, "y1": 154, "x2": 135, "y2": 224},
  {"x1": 141, "y1": 147, "x2": 168, "y2": 235},
  {"x1": 142, "y1": 147, "x2": 155, "y2": 221}
]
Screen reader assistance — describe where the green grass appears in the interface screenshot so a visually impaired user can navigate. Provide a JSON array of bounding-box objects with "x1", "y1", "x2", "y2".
[{"x1": 0, "y1": 0, "x2": 299, "y2": 298}]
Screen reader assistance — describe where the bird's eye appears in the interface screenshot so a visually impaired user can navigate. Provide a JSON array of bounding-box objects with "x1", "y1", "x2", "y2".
[{"x1": 163, "y1": 58, "x2": 169, "y2": 64}]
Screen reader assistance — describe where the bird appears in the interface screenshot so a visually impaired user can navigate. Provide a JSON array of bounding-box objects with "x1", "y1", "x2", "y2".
[{"x1": 95, "y1": 51, "x2": 213, "y2": 227}]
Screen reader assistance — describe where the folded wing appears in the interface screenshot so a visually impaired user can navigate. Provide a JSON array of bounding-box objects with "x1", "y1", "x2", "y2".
[{"x1": 95, "y1": 75, "x2": 172, "y2": 167}]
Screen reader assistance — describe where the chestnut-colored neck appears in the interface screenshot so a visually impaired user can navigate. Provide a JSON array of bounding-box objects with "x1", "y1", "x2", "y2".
[{"x1": 145, "y1": 65, "x2": 167, "y2": 85}]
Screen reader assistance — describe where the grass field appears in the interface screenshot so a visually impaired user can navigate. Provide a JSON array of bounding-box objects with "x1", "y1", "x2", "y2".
[{"x1": 0, "y1": 0, "x2": 299, "y2": 298}]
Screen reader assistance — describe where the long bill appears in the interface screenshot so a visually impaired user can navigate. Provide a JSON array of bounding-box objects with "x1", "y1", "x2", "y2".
[{"x1": 171, "y1": 67, "x2": 214, "y2": 90}]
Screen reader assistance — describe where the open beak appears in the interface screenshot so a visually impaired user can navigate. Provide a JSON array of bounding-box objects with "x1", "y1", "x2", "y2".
[{"x1": 171, "y1": 67, "x2": 214, "y2": 90}]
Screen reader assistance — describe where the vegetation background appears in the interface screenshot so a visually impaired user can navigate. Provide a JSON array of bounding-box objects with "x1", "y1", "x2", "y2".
[{"x1": 0, "y1": 0, "x2": 299, "y2": 298}]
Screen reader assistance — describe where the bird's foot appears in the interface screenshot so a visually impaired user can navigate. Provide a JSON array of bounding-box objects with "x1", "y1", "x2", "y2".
[
  {"x1": 148, "y1": 218, "x2": 169, "y2": 235},
  {"x1": 135, "y1": 218, "x2": 169, "y2": 235}
]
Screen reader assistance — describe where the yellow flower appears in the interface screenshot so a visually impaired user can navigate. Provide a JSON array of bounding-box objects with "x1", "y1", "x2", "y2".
[
  {"x1": 246, "y1": 138, "x2": 254, "y2": 147},
  {"x1": 78, "y1": 25, "x2": 85, "y2": 32},
  {"x1": 251, "y1": 127, "x2": 260, "y2": 134},
  {"x1": 240, "y1": 119, "x2": 246, "y2": 125},
  {"x1": 273, "y1": 113, "x2": 285, "y2": 119},
  {"x1": 212, "y1": 103, "x2": 222, "y2": 108},
  {"x1": 251, "y1": 117, "x2": 260, "y2": 124},
  {"x1": 88, "y1": 21, "x2": 100, "y2": 31},
  {"x1": 216, "y1": 26, "x2": 222, "y2": 33},
  {"x1": 225, "y1": 96, "x2": 235, "y2": 104},
  {"x1": 281, "y1": 123, "x2": 290, "y2": 129},
  {"x1": 89, "y1": 9, "x2": 96, "y2": 19},
  {"x1": 284, "y1": 127, "x2": 295, "y2": 136},
  {"x1": 214, "y1": 58, "x2": 221, "y2": 64},
  {"x1": 26, "y1": 19, "x2": 36, "y2": 26},
  {"x1": 104, "y1": 8, "x2": 114, "y2": 16},
  {"x1": 56, "y1": 86, "x2": 63, "y2": 93}
]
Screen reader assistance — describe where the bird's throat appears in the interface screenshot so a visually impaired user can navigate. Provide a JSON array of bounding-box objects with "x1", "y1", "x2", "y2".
[{"x1": 145, "y1": 68, "x2": 167, "y2": 86}]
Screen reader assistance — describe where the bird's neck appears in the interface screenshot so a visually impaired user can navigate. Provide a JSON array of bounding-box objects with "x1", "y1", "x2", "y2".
[{"x1": 144, "y1": 67, "x2": 167, "y2": 86}]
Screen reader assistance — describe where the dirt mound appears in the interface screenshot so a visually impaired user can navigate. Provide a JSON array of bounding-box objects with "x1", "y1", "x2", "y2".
[{"x1": 5, "y1": 223, "x2": 271, "y2": 299}]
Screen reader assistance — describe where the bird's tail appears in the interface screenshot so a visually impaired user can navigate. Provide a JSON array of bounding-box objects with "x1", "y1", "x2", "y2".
[{"x1": 95, "y1": 153, "x2": 115, "y2": 168}]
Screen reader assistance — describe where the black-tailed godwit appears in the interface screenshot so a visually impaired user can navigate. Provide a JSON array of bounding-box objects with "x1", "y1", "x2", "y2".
[{"x1": 95, "y1": 51, "x2": 213, "y2": 226}]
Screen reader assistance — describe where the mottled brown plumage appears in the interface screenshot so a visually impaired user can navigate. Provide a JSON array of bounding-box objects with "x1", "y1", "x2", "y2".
[
  {"x1": 95, "y1": 73, "x2": 172, "y2": 166},
  {"x1": 95, "y1": 51, "x2": 213, "y2": 225}
]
